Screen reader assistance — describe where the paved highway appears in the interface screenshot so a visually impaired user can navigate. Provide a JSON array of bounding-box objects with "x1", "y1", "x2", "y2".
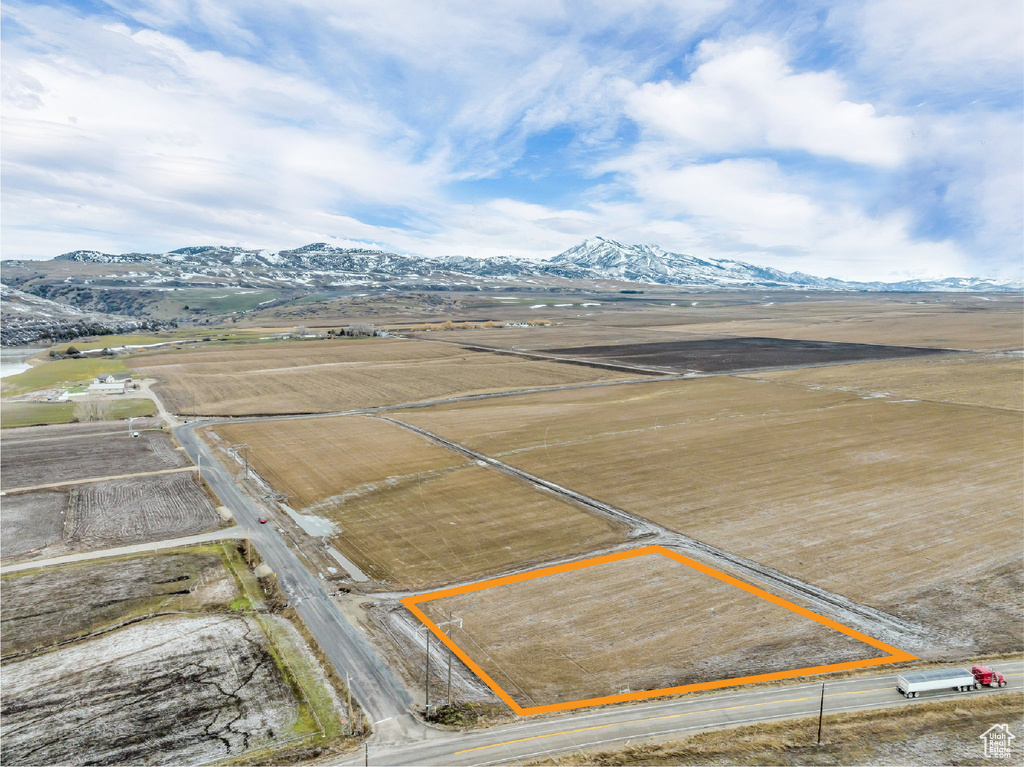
[
  {"x1": 334, "y1": 663, "x2": 1023, "y2": 765},
  {"x1": 175, "y1": 422, "x2": 426, "y2": 743}
]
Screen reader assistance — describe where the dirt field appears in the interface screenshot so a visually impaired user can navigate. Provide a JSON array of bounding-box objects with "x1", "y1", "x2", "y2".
[
  {"x1": 210, "y1": 416, "x2": 627, "y2": 589},
  {"x1": 0, "y1": 424, "x2": 188, "y2": 489},
  {"x1": 533, "y1": 692, "x2": 1023, "y2": 766},
  {"x1": 1, "y1": 614, "x2": 297, "y2": 765},
  {"x1": 1, "y1": 472, "x2": 226, "y2": 563},
  {"x1": 394, "y1": 375, "x2": 1023, "y2": 654},
  {"x1": 745, "y1": 352, "x2": 1024, "y2": 411},
  {"x1": 1, "y1": 549, "x2": 238, "y2": 655},
  {"x1": 418, "y1": 550, "x2": 888, "y2": 708},
  {"x1": 0, "y1": 546, "x2": 345, "y2": 765},
  {"x1": 431, "y1": 293, "x2": 1023, "y2": 351},
  {"x1": 543, "y1": 337, "x2": 946, "y2": 373},
  {"x1": 645, "y1": 297, "x2": 1023, "y2": 350},
  {"x1": 1, "y1": 489, "x2": 66, "y2": 561},
  {"x1": 129, "y1": 337, "x2": 639, "y2": 416}
]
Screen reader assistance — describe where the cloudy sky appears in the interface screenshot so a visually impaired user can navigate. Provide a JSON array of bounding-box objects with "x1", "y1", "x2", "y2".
[{"x1": 2, "y1": 1, "x2": 1021, "y2": 280}]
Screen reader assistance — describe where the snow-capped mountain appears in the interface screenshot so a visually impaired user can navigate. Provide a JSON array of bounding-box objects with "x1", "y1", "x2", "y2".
[
  {"x1": 27, "y1": 237, "x2": 1024, "y2": 292},
  {"x1": 546, "y1": 238, "x2": 844, "y2": 288}
]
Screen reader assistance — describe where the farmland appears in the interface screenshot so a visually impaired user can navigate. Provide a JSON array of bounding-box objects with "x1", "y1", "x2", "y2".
[
  {"x1": 542, "y1": 337, "x2": 946, "y2": 374},
  {"x1": 129, "y1": 337, "x2": 640, "y2": 416},
  {"x1": 393, "y1": 374, "x2": 1023, "y2": 654},
  {"x1": 209, "y1": 415, "x2": 627, "y2": 589},
  {"x1": 0, "y1": 397, "x2": 157, "y2": 428},
  {"x1": 0, "y1": 355, "x2": 128, "y2": 395},
  {"x1": 745, "y1": 352, "x2": 1024, "y2": 411},
  {"x1": 643, "y1": 296, "x2": 1024, "y2": 350},
  {"x1": 1, "y1": 472, "x2": 225, "y2": 563},
  {"x1": 0, "y1": 546, "x2": 346, "y2": 765},
  {"x1": 1, "y1": 424, "x2": 188, "y2": 489},
  {"x1": 418, "y1": 550, "x2": 887, "y2": 708},
  {"x1": 430, "y1": 293, "x2": 1024, "y2": 352}
]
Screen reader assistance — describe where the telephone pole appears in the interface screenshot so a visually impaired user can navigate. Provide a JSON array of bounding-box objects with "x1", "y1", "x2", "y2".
[
  {"x1": 418, "y1": 615, "x2": 461, "y2": 712},
  {"x1": 424, "y1": 631, "x2": 431, "y2": 709},
  {"x1": 230, "y1": 443, "x2": 251, "y2": 479},
  {"x1": 817, "y1": 682, "x2": 825, "y2": 745},
  {"x1": 447, "y1": 610, "x2": 454, "y2": 706}
]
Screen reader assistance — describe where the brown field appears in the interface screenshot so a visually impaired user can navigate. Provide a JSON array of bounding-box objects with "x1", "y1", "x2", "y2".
[
  {"x1": 645, "y1": 298, "x2": 1023, "y2": 349},
  {"x1": 394, "y1": 375, "x2": 1023, "y2": 654},
  {"x1": 0, "y1": 424, "x2": 188, "y2": 489},
  {"x1": 431, "y1": 294, "x2": 1023, "y2": 351},
  {"x1": 1, "y1": 472, "x2": 225, "y2": 563},
  {"x1": 129, "y1": 337, "x2": 639, "y2": 415},
  {"x1": 420, "y1": 550, "x2": 886, "y2": 708},
  {"x1": 210, "y1": 416, "x2": 627, "y2": 589},
  {"x1": 744, "y1": 352, "x2": 1024, "y2": 411},
  {"x1": 533, "y1": 692, "x2": 1024, "y2": 766}
]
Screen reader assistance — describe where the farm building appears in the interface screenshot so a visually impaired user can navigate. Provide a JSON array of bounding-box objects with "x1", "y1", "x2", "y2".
[{"x1": 92, "y1": 373, "x2": 133, "y2": 384}]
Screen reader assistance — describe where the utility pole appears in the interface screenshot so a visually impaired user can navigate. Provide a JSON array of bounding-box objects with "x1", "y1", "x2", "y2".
[
  {"x1": 447, "y1": 609, "x2": 454, "y2": 707},
  {"x1": 817, "y1": 682, "x2": 825, "y2": 745},
  {"x1": 364, "y1": 742, "x2": 368, "y2": 766},
  {"x1": 424, "y1": 631, "x2": 431, "y2": 709},
  {"x1": 245, "y1": 528, "x2": 251, "y2": 567},
  {"x1": 417, "y1": 616, "x2": 461, "y2": 712},
  {"x1": 231, "y1": 443, "x2": 251, "y2": 479},
  {"x1": 345, "y1": 672, "x2": 352, "y2": 736}
]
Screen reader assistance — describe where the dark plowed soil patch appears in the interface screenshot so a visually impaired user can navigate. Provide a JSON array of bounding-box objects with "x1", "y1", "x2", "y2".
[{"x1": 543, "y1": 337, "x2": 948, "y2": 373}]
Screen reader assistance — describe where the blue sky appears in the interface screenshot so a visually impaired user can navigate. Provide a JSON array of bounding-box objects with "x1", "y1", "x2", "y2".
[{"x1": 1, "y1": 0, "x2": 1021, "y2": 280}]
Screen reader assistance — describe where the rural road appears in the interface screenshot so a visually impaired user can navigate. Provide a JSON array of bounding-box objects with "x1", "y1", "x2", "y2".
[
  {"x1": 0, "y1": 527, "x2": 245, "y2": 574},
  {"x1": 1, "y1": 465, "x2": 195, "y2": 495},
  {"x1": 174, "y1": 422, "x2": 424, "y2": 743},
  {"x1": 331, "y1": 662, "x2": 1024, "y2": 766}
]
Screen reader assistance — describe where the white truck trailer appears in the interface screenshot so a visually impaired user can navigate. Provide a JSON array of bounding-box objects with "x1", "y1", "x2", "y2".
[{"x1": 896, "y1": 669, "x2": 978, "y2": 698}]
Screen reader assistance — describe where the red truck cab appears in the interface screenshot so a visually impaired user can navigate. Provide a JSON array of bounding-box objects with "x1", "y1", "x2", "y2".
[{"x1": 971, "y1": 665, "x2": 1007, "y2": 687}]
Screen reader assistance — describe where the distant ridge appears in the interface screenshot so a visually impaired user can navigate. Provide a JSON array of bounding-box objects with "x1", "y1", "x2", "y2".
[{"x1": 45, "y1": 237, "x2": 1024, "y2": 292}]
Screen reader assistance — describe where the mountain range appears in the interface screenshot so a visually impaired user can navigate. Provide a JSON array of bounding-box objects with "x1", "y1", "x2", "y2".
[{"x1": 47, "y1": 237, "x2": 1021, "y2": 293}]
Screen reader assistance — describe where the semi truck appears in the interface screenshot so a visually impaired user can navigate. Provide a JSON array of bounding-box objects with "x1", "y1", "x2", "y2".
[{"x1": 896, "y1": 666, "x2": 1007, "y2": 698}]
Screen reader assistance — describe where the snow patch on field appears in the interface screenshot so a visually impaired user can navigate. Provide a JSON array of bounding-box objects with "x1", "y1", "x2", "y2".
[{"x1": 0, "y1": 614, "x2": 298, "y2": 765}]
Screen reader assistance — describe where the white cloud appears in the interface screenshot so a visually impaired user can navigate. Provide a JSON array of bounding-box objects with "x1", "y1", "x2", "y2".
[
  {"x1": 835, "y1": 0, "x2": 1024, "y2": 92},
  {"x1": 626, "y1": 38, "x2": 912, "y2": 166},
  {"x1": 607, "y1": 157, "x2": 969, "y2": 280}
]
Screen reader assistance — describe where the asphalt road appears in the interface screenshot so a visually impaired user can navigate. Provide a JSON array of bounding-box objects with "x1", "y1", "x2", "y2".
[
  {"x1": 334, "y1": 662, "x2": 1024, "y2": 766},
  {"x1": 175, "y1": 422, "x2": 425, "y2": 743}
]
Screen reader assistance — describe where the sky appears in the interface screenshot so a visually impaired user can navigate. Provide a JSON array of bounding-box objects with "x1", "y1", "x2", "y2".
[{"x1": 1, "y1": 1, "x2": 1021, "y2": 281}]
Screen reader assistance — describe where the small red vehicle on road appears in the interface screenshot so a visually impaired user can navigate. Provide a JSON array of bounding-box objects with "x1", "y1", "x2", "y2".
[
  {"x1": 972, "y1": 665, "x2": 1007, "y2": 687},
  {"x1": 258, "y1": 517, "x2": 267, "y2": 524}
]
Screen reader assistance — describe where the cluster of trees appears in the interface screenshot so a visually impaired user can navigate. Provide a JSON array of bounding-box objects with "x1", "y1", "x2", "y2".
[{"x1": 327, "y1": 323, "x2": 375, "y2": 337}]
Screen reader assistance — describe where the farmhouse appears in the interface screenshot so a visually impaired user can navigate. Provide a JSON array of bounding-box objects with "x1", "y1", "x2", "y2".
[
  {"x1": 92, "y1": 373, "x2": 133, "y2": 384},
  {"x1": 88, "y1": 373, "x2": 133, "y2": 395}
]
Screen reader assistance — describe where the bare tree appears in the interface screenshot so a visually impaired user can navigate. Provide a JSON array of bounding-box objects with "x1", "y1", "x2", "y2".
[
  {"x1": 74, "y1": 399, "x2": 112, "y2": 422},
  {"x1": 346, "y1": 322, "x2": 375, "y2": 337}
]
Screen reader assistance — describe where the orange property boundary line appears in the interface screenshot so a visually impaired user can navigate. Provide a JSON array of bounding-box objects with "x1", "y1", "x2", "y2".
[{"x1": 401, "y1": 545, "x2": 918, "y2": 716}]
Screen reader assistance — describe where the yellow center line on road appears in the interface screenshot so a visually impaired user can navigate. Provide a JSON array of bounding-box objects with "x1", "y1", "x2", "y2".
[
  {"x1": 456, "y1": 671, "x2": 1024, "y2": 753},
  {"x1": 453, "y1": 696, "x2": 814, "y2": 755}
]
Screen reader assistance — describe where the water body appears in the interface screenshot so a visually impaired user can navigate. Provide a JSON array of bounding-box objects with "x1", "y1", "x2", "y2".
[{"x1": 0, "y1": 348, "x2": 41, "y2": 379}]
